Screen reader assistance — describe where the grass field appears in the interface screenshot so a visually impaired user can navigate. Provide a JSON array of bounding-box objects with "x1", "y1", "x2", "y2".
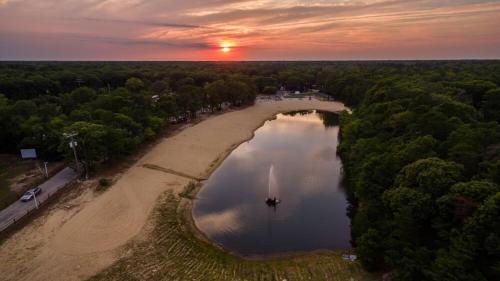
[{"x1": 89, "y1": 190, "x2": 377, "y2": 281}]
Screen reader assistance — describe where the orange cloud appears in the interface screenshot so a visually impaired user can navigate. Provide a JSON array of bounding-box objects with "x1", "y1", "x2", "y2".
[{"x1": 0, "y1": 0, "x2": 499, "y2": 59}]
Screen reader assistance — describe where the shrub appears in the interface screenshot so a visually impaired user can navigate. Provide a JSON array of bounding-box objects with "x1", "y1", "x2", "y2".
[{"x1": 98, "y1": 178, "x2": 111, "y2": 190}]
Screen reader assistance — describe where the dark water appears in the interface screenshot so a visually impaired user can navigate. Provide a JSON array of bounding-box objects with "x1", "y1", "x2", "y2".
[{"x1": 192, "y1": 110, "x2": 350, "y2": 256}]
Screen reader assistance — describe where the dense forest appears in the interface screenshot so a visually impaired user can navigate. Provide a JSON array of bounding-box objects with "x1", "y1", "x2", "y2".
[
  {"x1": 0, "y1": 62, "x2": 263, "y2": 165},
  {"x1": 335, "y1": 62, "x2": 500, "y2": 280},
  {"x1": 1, "y1": 61, "x2": 499, "y2": 280}
]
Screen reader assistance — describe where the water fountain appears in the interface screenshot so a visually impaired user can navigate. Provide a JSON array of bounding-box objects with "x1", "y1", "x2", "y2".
[{"x1": 265, "y1": 164, "x2": 280, "y2": 206}]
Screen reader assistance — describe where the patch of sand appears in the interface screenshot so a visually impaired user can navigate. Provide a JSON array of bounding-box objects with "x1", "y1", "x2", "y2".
[{"x1": 0, "y1": 99, "x2": 346, "y2": 281}]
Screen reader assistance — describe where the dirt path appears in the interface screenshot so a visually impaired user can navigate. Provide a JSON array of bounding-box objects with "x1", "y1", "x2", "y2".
[{"x1": 0, "y1": 99, "x2": 347, "y2": 281}]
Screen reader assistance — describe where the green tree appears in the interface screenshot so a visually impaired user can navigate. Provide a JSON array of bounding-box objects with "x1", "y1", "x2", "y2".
[
  {"x1": 262, "y1": 86, "x2": 278, "y2": 95},
  {"x1": 62, "y1": 122, "x2": 106, "y2": 164},
  {"x1": 461, "y1": 80, "x2": 497, "y2": 108},
  {"x1": 0, "y1": 93, "x2": 8, "y2": 107},
  {"x1": 432, "y1": 192, "x2": 500, "y2": 281},
  {"x1": 356, "y1": 228, "x2": 384, "y2": 271},
  {"x1": 149, "y1": 80, "x2": 170, "y2": 95},
  {"x1": 395, "y1": 135, "x2": 437, "y2": 166},
  {"x1": 396, "y1": 158, "x2": 463, "y2": 198},
  {"x1": 70, "y1": 87, "x2": 96, "y2": 104},
  {"x1": 482, "y1": 88, "x2": 500, "y2": 122},
  {"x1": 158, "y1": 95, "x2": 179, "y2": 119},
  {"x1": 176, "y1": 85, "x2": 203, "y2": 118},
  {"x1": 125, "y1": 77, "x2": 144, "y2": 92},
  {"x1": 204, "y1": 80, "x2": 226, "y2": 111}
]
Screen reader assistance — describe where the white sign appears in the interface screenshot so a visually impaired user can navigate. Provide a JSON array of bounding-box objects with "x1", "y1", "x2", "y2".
[{"x1": 20, "y1": 148, "x2": 37, "y2": 159}]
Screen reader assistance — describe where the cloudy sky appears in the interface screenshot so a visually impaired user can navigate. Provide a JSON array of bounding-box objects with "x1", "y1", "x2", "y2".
[{"x1": 1, "y1": 0, "x2": 499, "y2": 60}]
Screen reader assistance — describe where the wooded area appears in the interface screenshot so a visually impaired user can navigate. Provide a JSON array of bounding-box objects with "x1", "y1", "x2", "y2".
[
  {"x1": 0, "y1": 62, "x2": 263, "y2": 165},
  {"x1": 335, "y1": 61, "x2": 500, "y2": 280}
]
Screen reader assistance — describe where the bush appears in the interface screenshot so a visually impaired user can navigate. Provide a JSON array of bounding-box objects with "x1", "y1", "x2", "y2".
[{"x1": 98, "y1": 178, "x2": 111, "y2": 189}]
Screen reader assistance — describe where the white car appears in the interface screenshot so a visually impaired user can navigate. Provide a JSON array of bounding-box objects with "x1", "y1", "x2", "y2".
[{"x1": 20, "y1": 187, "x2": 42, "y2": 202}]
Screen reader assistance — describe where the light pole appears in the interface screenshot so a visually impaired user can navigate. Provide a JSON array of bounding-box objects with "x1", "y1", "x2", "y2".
[
  {"x1": 63, "y1": 132, "x2": 80, "y2": 173},
  {"x1": 32, "y1": 190, "x2": 39, "y2": 209}
]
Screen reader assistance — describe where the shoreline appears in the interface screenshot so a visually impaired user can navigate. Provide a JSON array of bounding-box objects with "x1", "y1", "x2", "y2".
[
  {"x1": 182, "y1": 184, "x2": 352, "y2": 262},
  {"x1": 184, "y1": 107, "x2": 352, "y2": 261},
  {"x1": 0, "y1": 98, "x2": 349, "y2": 281},
  {"x1": 199, "y1": 104, "x2": 348, "y2": 180},
  {"x1": 91, "y1": 189, "x2": 374, "y2": 281}
]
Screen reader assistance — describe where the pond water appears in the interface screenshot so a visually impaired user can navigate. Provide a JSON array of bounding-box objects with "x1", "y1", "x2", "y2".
[{"x1": 192, "y1": 110, "x2": 350, "y2": 257}]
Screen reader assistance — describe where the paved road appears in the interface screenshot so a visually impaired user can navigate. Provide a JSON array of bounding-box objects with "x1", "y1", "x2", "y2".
[{"x1": 0, "y1": 167, "x2": 78, "y2": 231}]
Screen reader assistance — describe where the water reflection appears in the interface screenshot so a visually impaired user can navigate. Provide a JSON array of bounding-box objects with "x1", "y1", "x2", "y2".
[
  {"x1": 284, "y1": 110, "x2": 339, "y2": 127},
  {"x1": 193, "y1": 110, "x2": 350, "y2": 256}
]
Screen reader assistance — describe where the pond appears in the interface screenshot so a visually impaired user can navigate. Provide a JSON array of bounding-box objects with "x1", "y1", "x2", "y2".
[{"x1": 192, "y1": 110, "x2": 350, "y2": 257}]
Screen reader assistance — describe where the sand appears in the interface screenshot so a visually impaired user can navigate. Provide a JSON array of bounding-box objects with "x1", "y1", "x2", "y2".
[{"x1": 0, "y1": 98, "x2": 346, "y2": 281}]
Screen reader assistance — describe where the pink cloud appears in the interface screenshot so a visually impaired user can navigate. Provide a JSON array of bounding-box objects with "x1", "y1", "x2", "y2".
[{"x1": 0, "y1": 0, "x2": 499, "y2": 60}]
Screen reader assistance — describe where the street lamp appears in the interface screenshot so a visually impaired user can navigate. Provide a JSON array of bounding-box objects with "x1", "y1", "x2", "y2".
[{"x1": 31, "y1": 190, "x2": 39, "y2": 209}]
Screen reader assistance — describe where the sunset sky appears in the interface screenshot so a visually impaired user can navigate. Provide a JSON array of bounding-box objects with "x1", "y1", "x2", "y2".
[{"x1": 1, "y1": 0, "x2": 500, "y2": 60}]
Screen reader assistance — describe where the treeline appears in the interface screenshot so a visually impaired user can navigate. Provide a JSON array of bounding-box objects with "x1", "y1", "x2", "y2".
[
  {"x1": 0, "y1": 62, "x2": 263, "y2": 166},
  {"x1": 0, "y1": 61, "x2": 388, "y2": 166},
  {"x1": 335, "y1": 62, "x2": 500, "y2": 280}
]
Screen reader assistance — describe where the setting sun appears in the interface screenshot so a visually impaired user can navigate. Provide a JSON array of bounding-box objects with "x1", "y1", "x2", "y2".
[
  {"x1": 220, "y1": 42, "x2": 233, "y2": 53},
  {"x1": 0, "y1": 0, "x2": 499, "y2": 280}
]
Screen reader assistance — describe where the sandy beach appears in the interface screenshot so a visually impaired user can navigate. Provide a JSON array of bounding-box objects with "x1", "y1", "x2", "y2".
[{"x1": 0, "y1": 99, "x2": 346, "y2": 281}]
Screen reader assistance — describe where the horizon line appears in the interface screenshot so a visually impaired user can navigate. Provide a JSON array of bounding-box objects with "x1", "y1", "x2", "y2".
[{"x1": 1, "y1": 58, "x2": 499, "y2": 63}]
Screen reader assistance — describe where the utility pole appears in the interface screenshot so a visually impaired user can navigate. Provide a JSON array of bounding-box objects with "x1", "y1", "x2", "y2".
[
  {"x1": 63, "y1": 132, "x2": 80, "y2": 173},
  {"x1": 44, "y1": 162, "x2": 48, "y2": 178}
]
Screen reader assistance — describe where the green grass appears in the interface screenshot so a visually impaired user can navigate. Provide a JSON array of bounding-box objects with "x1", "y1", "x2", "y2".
[{"x1": 89, "y1": 191, "x2": 377, "y2": 281}]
